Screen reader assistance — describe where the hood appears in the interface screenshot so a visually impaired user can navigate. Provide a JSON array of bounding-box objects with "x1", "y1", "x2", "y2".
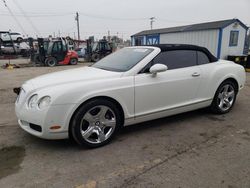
[{"x1": 26, "y1": 66, "x2": 122, "y2": 90}]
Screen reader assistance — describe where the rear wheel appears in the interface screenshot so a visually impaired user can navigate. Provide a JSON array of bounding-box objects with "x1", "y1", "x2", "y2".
[
  {"x1": 69, "y1": 58, "x2": 78, "y2": 65},
  {"x1": 210, "y1": 80, "x2": 237, "y2": 114},
  {"x1": 45, "y1": 57, "x2": 57, "y2": 67},
  {"x1": 70, "y1": 99, "x2": 122, "y2": 148}
]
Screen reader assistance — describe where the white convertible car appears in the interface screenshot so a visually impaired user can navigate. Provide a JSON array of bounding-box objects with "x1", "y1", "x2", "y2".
[{"x1": 15, "y1": 44, "x2": 246, "y2": 147}]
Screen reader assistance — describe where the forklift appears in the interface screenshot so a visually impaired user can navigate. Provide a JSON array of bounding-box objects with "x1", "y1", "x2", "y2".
[
  {"x1": 33, "y1": 38, "x2": 78, "y2": 67},
  {"x1": 85, "y1": 39, "x2": 112, "y2": 62}
]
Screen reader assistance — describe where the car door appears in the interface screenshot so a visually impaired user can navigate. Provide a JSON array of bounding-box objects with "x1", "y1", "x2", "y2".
[
  {"x1": 52, "y1": 41, "x2": 66, "y2": 62},
  {"x1": 134, "y1": 50, "x2": 202, "y2": 118},
  {"x1": 195, "y1": 50, "x2": 218, "y2": 100}
]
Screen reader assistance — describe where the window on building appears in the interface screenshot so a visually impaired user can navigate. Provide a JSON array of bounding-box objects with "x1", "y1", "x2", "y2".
[
  {"x1": 229, "y1": 31, "x2": 239, "y2": 46},
  {"x1": 152, "y1": 50, "x2": 197, "y2": 70}
]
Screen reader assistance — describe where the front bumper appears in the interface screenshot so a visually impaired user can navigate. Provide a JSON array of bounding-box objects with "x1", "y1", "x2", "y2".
[
  {"x1": 15, "y1": 100, "x2": 75, "y2": 140},
  {"x1": 17, "y1": 119, "x2": 68, "y2": 140}
]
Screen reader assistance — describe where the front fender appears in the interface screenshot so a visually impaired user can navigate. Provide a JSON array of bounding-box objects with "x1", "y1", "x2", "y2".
[{"x1": 46, "y1": 76, "x2": 135, "y2": 129}]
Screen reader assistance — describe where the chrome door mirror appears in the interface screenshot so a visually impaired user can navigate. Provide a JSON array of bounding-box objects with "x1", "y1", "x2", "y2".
[{"x1": 149, "y1": 64, "x2": 168, "y2": 76}]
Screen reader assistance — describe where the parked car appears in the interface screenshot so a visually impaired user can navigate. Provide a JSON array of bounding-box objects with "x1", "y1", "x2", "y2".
[
  {"x1": 75, "y1": 47, "x2": 86, "y2": 58},
  {"x1": 0, "y1": 32, "x2": 23, "y2": 42},
  {"x1": 19, "y1": 42, "x2": 31, "y2": 57},
  {"x1": 1, "y1": 42, "x2": 30, "y2": 56},
  {"x1": 15, "y1": 44, "x2": 246, "y2": 148},
  {"x1": 1, "y1": 43, "x2": 21, "y2": 54}
]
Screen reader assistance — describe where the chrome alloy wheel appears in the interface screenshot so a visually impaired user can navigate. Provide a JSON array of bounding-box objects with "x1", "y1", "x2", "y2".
[
  {"x1": 80, "y1": 105, "x2": 116, "y2": 144},
  {"x1": 217, "y1": 84, "x2": 235, "y2": 111}
]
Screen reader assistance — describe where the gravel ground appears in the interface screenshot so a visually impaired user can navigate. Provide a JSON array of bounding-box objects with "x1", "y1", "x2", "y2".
[{"x1": 0, "y1": 62, "x2": 250, "y2": 188}]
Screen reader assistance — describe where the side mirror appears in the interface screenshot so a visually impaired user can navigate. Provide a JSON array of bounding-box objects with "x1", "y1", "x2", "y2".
[{"x1": 149, "y1": 64, "x2": 168, "y2": 76}]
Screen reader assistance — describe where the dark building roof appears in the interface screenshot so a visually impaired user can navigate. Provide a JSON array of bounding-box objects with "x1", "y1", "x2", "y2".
[{"x1": 132, "y1": 19, "x2": 248, "y2": 37}]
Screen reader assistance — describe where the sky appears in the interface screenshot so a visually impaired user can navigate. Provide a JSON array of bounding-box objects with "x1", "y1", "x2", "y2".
[{"x1": 0, "y1": 0, "x2": 249, "y2": 40}]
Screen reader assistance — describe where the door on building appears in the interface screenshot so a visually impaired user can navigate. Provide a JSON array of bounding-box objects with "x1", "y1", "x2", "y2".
[
  {"x1": 146, "y1": 35, "x2": 160, "y2": 45},
  {"x1": 134, "y1": 37, "x2": 144, "y2": 46}
]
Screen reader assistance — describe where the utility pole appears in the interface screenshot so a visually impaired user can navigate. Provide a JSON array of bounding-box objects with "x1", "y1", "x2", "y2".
[
  {"x1": 75, "y1": 12, "x2": 80, "y2": 41},
  {"x1": 150, "y1": 17, "x2": 155, "y2": 30},
  {"x1": 108, "y1": 30, "x2": 110, "y2": 42}
]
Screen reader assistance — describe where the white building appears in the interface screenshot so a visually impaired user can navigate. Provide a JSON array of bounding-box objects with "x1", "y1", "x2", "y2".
[{"x1": 131, "y1": 19, "x2": 249, "y2": 59}]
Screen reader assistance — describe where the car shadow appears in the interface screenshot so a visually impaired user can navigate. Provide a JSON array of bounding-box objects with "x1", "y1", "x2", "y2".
[
  {"x1": 25, "y1": 108, "x2": 211, "y2": 150},
  {"x1": 121, "y1": 108, "x2": 208, "y2": 135}
]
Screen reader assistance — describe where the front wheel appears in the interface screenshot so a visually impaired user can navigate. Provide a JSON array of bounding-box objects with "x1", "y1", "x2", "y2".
[
  {"x1": 70, "y1": 99, "x2": 122, "y2": 148},
  {"x1": 69, "y1": 58, "x2": 78, "y2": 65},
  {"x1": 210, "y1": 81, "x2": 237, "y2": 114},
  {"x1": 45, "y1": 57, "x2": 57, "y2": 67}
]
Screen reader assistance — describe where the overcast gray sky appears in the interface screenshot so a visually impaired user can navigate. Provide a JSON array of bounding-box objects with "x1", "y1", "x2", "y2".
[{"x1": 0, "y1": 0, "x2": 249, "y2": 40}]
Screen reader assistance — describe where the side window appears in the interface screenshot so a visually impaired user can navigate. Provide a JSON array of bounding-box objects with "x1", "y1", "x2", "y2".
[
  {"x1": 153, "y1": 50, "x2": 197, "y2": 70},
  {"x1": 57, "y1": 42, "x2": 62, "y2": 52},
  {"x1": 197, "y1": 51, "x2": 210, "y2": 65},
  {"x1": 105, "y1": 43, "x2": 111, "y2": 50},
  {"x1": 62, "y1": 43, "x2": 67, "y2": 51},
  {"x1": 52, "y1": 43, "x2": 58, "y2": 53}
]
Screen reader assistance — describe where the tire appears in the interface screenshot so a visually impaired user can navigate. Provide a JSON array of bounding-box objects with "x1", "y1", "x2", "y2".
[
  {"x1": 70, "y1": 99, "x2": 122, "y2": 148},
  {"x1": 210, "y1": 80, "x2": 237, "y2": 114},
  {"x1": 69, "y1": 58, "x2": 78, "y2": 65},
  {"x1": 91, "y1": 53, "x2": 100, "y2": 62},
  {"x1": 16, "y1": 37, "x2": 23, "y2": 43},
  {"x1": 45, "y1": 57, "x2": 57, "y2": 67}
]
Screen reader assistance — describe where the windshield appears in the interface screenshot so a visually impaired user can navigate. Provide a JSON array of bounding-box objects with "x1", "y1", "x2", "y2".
[
  {"x1": 92, "y1": 43, "x2": 98, "y2": 51},
  {"x1": 47, "y1": 42, "x2": 54, "y2": 53},
  {"x1": 92, "y1": 48, "x2": 153, "y2": 72}
]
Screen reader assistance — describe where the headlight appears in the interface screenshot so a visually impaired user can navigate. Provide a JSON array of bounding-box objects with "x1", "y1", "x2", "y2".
[
  {"x1": 28, "y1": 94, "x2": 38, "y2": 108},
  {"x1": 38, "y1": 96, "x2": 51, "y2": 109}
]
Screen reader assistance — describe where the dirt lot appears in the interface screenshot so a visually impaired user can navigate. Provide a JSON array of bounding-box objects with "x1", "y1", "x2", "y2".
[{"x1": 0, "y1": 62, "x2": 250, "y2": 188}]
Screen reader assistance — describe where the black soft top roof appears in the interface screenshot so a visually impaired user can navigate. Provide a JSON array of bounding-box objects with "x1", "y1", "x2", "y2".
[{"x1": 147, "y1": 44, "x2": 218, "y2": 62}]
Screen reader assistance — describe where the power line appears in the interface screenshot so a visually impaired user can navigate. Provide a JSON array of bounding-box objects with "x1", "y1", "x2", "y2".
[
  {"x1": 79, "y1": 12, "x2": 148, "y2": 21},
  {"x1": 1, "y1": 0, "x2": 27, "y2": 35},
  {"x1": 12, "y1": 0, "x2": 40, "y2": 36},
  {"x1": 0, "y1": 9, "x2": 194, "y2": 24},
  {"x1": 157, "y1": 18, "x2": 192, "y2": 24},
  {"x1": 0, "y1": 11, "x2": 74, "y2": 17}
]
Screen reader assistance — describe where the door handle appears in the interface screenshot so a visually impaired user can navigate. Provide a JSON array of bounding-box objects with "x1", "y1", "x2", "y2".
[{"x1": 192, "y1": 72, "x2": 200, "y2": 77}]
